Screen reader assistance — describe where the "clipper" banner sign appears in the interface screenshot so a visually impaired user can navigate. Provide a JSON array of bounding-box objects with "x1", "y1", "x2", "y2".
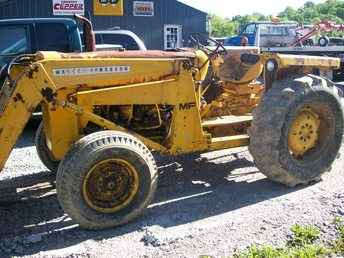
[{"x1": 53, "y1": 0, "x2": 85, "y2": 16}]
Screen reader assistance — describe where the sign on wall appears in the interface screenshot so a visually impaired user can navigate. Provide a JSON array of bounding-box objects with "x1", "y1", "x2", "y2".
[
  {"x1": 93, "y1": 0, "x2": 124, "y2": 16},
  {"x1": 133, "y1": 1, "x2": 154, "y2": 16},
  {"x1": 52, "y1": 0, "x2": 85, "y2": 16}
]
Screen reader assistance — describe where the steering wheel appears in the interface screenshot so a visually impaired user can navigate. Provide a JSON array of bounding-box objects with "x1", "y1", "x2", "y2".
[
  {"x1": 207, "y1": 37, "x2": 228, "y2": 55},
  {"x1": 190, "y1": 33, "x2": 228, "y2": 71},
  {"x1": 190, "y1": 33, "x2": 227, "y2": 55}
]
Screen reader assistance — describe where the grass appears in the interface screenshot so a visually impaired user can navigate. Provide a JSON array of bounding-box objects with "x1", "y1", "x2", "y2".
[
  {"x1": 332, "y1": 217, "x2": 344, "y2": 254},
  {"x1": 233, "y1": 217, "x2": 344, "y2": 258},
  {"x1": 287, "y1": 224, "x2": 321, "y2": 247}
]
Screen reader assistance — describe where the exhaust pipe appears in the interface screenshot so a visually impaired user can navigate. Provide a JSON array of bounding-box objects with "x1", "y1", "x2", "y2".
[{"x1": 74, "y1": 14, "x2": 96, "y2": 52}]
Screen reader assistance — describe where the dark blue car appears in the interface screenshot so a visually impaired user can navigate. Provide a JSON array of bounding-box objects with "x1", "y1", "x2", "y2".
[{"x1": 0, "y1": 18, "x2": 82, "y2": 68}]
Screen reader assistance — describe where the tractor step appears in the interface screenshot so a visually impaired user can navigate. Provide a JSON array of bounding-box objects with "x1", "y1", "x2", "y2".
[
  {"x1": 210, "y1": 134, "x2": 250, "y2": 150},
  {"x1": 202, "y1": 115, "x2": 253, "y2": 128}
]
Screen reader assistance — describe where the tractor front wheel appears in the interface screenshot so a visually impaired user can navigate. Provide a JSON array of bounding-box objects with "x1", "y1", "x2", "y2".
[
  {"x1": 56, "y1": 131, "x2": 158, "y2": 229},
  {"x1": 249, "y1": 75, "x2": 344, "y2": 187}
]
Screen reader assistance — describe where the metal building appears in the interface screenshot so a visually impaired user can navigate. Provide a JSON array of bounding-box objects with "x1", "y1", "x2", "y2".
[{"x1": 0, "y1": 0, "x2": 208, "y2": 50}]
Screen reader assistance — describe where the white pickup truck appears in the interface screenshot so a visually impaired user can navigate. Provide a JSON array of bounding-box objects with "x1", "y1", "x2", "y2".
[{"x1": 81, "y1": 29, "x2": 147, "y2": 51}]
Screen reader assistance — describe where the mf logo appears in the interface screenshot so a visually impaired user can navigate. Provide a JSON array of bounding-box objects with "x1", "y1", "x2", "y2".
[
  {"x1": 179, "y1": 102, "x2": 196, "y2": 111},
  {"x1": 99, "y1": 0, "x2": 119, "y2": 4}
]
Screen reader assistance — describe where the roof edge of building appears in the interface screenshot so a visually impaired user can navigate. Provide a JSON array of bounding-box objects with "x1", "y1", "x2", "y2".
[{"x1": 176, "y1": 1, "x2": 208, "y2": 16}]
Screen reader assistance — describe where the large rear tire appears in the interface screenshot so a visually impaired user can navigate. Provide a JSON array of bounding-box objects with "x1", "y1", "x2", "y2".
[
  {"x1": 35, "y1": 122, "x2": 60, "y2": 172},
  {"x1": 56, "y1": 131, "x2": 158, "y2": 229},
  {"x1": 249, "y1": 75, "x2": 344, "y2": 186}
]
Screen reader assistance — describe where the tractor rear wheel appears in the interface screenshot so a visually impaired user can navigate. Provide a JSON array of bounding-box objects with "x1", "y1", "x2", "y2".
[
  {"x1": 35, "y1": 122, "x2": 59, "y2": 172},
  {"x1": 56, "y1": 131, "x2": 158, "y2": 229},
  {"x1": 249, "y1": 75, "x2": 344, "y2": 187}
]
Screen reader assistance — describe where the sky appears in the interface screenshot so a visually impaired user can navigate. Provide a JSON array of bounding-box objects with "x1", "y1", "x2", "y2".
[{"x1": 178, "y1": 0, "x2": 325, "y2": 18}]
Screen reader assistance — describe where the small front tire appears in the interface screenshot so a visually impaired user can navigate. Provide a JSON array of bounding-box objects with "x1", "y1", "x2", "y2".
[{"x1": 56, "y1": 131, "x2": 158, "y2": 230}]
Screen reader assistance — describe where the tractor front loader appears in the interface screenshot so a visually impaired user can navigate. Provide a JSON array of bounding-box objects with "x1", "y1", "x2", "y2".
[{"x1": 0, "y1": 44, "x2": 342, "y2": 229}]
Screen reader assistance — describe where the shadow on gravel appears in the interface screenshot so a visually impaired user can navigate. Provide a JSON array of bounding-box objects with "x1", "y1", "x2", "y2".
[{"x1": 0, "y1": 146, "x2": 305, "y2": 256}]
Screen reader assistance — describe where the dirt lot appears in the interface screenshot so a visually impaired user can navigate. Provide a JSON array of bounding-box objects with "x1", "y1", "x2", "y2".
[{"x1": 0, "y1": 122, "x2": 343, "y2": 258}]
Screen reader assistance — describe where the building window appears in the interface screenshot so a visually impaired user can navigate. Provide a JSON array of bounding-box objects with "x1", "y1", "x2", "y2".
[{"x1": 164, "y1": 25, "x2": 182, "y2": 50}]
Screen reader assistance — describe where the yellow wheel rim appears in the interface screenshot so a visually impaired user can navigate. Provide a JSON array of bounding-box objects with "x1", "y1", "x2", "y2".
[
  {"x1": 288, "y1": 108, "x2": 321, "y2": 157},
  {"x1": 83, "y1": 159, "x2": 139, "y2": 213}
]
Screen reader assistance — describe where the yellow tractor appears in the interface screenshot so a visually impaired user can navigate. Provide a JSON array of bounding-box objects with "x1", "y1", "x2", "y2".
[{"x1": 0, "y1": 30, "x2": 342, "y2": 229}]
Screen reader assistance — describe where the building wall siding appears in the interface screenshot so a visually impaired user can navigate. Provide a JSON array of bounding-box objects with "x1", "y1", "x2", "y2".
[{"x1": 0, "y1": 0, "x2": 208, "y2": 49}]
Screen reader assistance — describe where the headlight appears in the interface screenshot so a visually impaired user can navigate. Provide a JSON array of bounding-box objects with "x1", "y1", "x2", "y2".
[{"x1": 266, "y1": 60, "x2": 276, "y2": 72}]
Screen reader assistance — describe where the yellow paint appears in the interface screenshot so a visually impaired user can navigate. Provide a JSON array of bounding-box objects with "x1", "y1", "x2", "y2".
[
  {"x1": 0, "y1": 50, "x2": 340, "y2": 173},
  {"x1": 194, "y1": 50, "x2": 209, "y2": 81},
  {"x1": 93, "y1": 0, "x2": 124, "y2": 16},
  {"x1": 288, "y1": 108, "x2": 320, "y2": 157},
  {"x1": 0, "y1": 64, "x2": 56, "y2": 170},
  {"x1": 262, "y1": 53, "x2": 340, "y2": 69},
  {"x1": 83, "y1": 158, "x2": 139, "y2": 213}
]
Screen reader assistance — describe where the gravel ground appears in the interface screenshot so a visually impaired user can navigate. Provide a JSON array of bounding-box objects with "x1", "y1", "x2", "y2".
[{"x1": 0, "y1": 122, "x2": 343, "y2": 258}]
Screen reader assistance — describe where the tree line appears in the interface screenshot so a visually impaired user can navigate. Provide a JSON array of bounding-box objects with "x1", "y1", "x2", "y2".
[{"x1": 211, "y1": 0, "x2": 344, "y2": 37}]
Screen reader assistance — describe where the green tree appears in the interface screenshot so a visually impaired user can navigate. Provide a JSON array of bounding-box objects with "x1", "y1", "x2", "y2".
[
  {"x1": 279, "y1": 0, "x2": 344, "y2": 24},
  {"x1": 210, "y1": 0, "x2": 344, "y2": 38},
  {"x1": 210, "y1": 13, "x2": 267, "y2": 37},
  {"x1": 210, "y1": 14, "x2": 236, "y2": 37}
]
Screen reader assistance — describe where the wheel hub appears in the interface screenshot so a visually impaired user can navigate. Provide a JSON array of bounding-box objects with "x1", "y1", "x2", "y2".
[
  {"x1": 83, "y1": 159, "x2": 139, "y2": 213},
  {"x1": 288, "y1": 108, "x2": 320, "y2": 157}
]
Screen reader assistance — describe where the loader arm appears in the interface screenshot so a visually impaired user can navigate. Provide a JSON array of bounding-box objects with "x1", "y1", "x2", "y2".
[{"x1": 0, "y1": 63, "x2": 55, "y2": 170}]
